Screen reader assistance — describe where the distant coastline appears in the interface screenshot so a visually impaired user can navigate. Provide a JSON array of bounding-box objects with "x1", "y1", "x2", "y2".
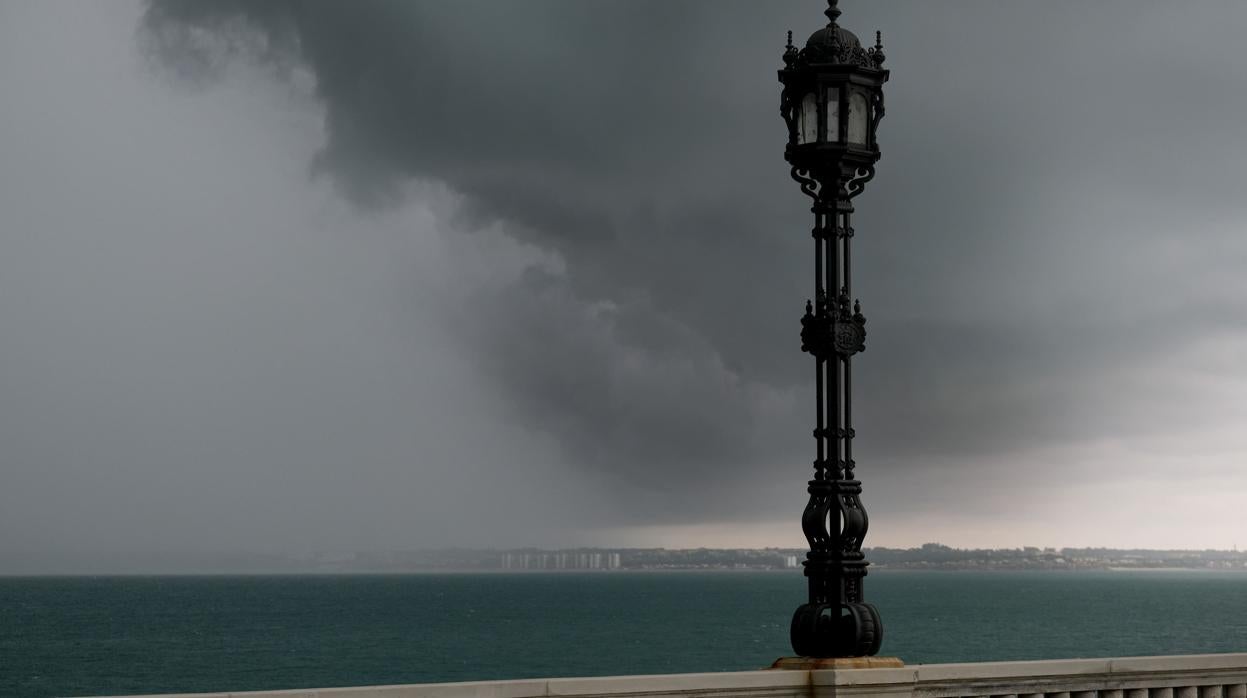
[{"x1": 9, "y1": 543, "x2": 1246, "y2": 576}]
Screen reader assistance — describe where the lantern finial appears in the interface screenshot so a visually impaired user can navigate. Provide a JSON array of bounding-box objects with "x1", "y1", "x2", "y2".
[
  {"x1": 870, "y1": 30, "x2": 886, "y2": 67},
  {"x1": 824, "y1": 0, "x2": 842, "y2": 25}
]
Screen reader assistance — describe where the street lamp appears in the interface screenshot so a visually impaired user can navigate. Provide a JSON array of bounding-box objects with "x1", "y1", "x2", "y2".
[{"x1": 779, "y1": 0, "x2": 889, "y2": 659}]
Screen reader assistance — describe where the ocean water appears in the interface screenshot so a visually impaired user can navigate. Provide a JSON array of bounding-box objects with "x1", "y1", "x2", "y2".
[{"x1": 3, "y1": 570, "x2": 1247, "y2": 698}]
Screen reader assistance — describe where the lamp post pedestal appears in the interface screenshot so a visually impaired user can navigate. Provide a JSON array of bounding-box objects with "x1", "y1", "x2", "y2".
[{"x1": 770, "y1": 656, "x2": 905, "y2": 671}]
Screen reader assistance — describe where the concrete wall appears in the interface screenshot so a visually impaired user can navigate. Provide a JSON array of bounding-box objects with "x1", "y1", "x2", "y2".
[{"x1": 89, "y1": 653, "x2": 1247, "y2": 698}]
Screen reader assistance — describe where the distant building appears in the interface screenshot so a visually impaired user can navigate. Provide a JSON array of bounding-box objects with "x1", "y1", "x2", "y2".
[{"x1": 502, "y1": 550, "x2": 622, "y2": 571}]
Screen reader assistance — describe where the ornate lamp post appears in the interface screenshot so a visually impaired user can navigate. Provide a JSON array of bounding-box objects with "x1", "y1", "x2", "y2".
[{"x1": 779, "y1": 0, "x2": 889, "y2": 659}]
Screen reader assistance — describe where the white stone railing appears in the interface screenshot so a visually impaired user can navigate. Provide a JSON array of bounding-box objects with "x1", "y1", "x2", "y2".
[
  {"x1": 91, "y1": 653, "x2": 1247, "y2": 698},
  {"x1": 829, "y1": 655, "x2": 1247, "y2": 698}
]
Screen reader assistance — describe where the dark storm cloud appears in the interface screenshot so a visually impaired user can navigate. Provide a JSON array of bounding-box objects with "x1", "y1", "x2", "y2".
[
  {"x1": 141, "y1": 0, "x2": 818, "y2": 500},
  {"x1": 137, "y1": 1, "x2": 1247, "y2": 525}
]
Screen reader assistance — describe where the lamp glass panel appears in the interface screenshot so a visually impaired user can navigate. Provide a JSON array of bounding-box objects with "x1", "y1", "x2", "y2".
[
  {"x1": 848, "y1": 90, "x2": 870, "y2": 145},
  {"x1": 826, "y1": 87, "x2": 840, "y2": 142},
  {"x1": 800, "y1": 93, "x2": 818, "y2": 144}
]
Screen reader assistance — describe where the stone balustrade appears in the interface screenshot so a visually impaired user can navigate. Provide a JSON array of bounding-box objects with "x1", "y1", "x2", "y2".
[{"x1": 91, "y1": 653, "x2": 1247, "y2": 698}]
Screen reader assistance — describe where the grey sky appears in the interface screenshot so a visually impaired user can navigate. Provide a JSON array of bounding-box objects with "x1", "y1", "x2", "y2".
[{"x1": 2, "y1": 0, "x2": 1246, "y2": 572}]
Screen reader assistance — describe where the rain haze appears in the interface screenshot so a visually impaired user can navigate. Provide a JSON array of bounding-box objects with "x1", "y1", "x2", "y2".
[{"x1": 2, "y1": 0, "x2": 1246, "y2": 574}]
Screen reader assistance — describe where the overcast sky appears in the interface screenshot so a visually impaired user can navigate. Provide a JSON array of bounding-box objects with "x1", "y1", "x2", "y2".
[{"x1": 2, "y1": 0, "x2": 1246, "y2": 572}]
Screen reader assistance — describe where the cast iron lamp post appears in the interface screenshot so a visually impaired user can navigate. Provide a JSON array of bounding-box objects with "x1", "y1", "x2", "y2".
[{"x1": 779, "y1": 0, "x2": 889, "y2": 659}]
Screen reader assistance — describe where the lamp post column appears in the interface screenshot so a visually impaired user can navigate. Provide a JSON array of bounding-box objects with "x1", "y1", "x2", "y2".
[{"x1": 793, "y1": 178, "x2": 877, "y2": 659}]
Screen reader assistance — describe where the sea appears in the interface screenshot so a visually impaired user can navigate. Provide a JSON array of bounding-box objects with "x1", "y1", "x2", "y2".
[{"x1": 4, "y1": 570, "x2": 1247, "y2": 698}]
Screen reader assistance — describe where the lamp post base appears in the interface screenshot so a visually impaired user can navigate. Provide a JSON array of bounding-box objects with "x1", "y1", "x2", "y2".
[{"x1": 769, "y1": 656, "x2": 904, "y2": 670}]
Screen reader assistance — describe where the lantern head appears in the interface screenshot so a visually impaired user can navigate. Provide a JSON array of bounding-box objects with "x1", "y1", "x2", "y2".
[{"x1": 779, "y1": 1, "x2": 889, "y2": 198}]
